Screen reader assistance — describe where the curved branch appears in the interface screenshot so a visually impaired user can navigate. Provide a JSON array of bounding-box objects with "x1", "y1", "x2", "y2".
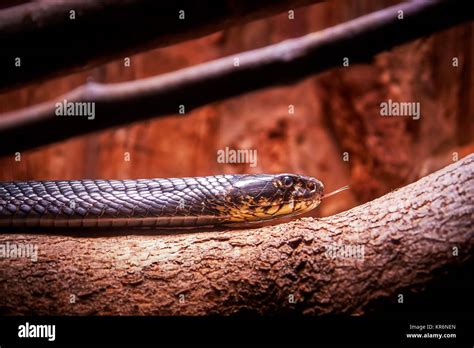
[
  {"x1": 0, "y1": 0, "x2": 322, "y2": 91},
  {"x1": 0, "y1": 154, "x2": 472, "y2": 315},
  {"x1": 0, "y1": 0, "x2": 472, "y2": 156}
]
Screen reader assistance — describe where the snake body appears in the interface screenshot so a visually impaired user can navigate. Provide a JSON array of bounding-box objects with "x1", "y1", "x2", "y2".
[{"x1": 0, "y1": 174, "x2": 324, "y2": 229}]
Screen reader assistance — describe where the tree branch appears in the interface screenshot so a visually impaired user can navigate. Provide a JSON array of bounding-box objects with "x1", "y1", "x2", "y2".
[
  {"x1": 0, "y1": 0, "x2": 322, "y2": 91},
  {"x1": 0, "y1": 0, "x2": 473, "y2": 156},
  {"x1": 0, "y1": 154, "x2": 472, "y2": 315}
]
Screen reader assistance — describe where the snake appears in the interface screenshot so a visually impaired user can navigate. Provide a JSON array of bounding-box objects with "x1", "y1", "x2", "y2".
[{"x1": 0, "y1": 174, "x2": 333, "y2": 229}]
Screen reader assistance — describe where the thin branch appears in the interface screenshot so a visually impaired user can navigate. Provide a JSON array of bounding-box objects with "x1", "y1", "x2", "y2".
[
  {"x1": 0, "y1": 0, "x2": 473, "y2": 156},
  {"x1": 0, "y1": 0, "x2": 322, "y2": 91},
  {"x1": 0, "y1": 154, "x2": 472, "y2": 315}
]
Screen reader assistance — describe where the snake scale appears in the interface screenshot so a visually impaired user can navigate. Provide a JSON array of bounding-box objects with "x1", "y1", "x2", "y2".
[{"x1": 0, "y1": 174, "x2": 326, "y2": 229}]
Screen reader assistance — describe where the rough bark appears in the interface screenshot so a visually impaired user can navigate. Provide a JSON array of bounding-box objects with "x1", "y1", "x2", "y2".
[
  {"x1": 0, "y1": 154, "x2": 472, "y2": 315},
  {"x1": 0, "y1": 0, "x2": 322, "y2": 91},
  {"x1": 0, "y1": 0, "x2": 472, "y2": 156}
]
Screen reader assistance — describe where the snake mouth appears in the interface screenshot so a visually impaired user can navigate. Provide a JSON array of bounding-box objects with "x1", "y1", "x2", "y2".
[{"x1": 224, "y1": 197, "x2": 321, "y2": 223}]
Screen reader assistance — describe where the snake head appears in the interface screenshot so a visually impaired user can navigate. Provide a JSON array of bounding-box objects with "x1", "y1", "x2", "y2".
[{"x1": 225, "y1": 173, "x2": 324, "y2": 222}]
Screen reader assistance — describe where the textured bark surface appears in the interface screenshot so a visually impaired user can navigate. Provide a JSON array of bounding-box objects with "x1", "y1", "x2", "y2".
[{"x1": 0, "y1": 155, "x2": 472, "y2": 315}]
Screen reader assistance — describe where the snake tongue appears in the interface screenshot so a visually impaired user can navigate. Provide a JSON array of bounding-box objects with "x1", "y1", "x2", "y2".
[{"x1": 322, "y1": 185, "x2": 350, "y2": 199}]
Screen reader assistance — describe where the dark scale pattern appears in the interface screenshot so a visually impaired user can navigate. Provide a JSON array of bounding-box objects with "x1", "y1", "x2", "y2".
[{"x1": 0, "y1": 175, "x2": 237, "y2": 228}]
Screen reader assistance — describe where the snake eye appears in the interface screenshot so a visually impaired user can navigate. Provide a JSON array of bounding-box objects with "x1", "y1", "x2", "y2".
[
  {"x1": 282, "y1": 176, "x2": 294, "y2": 188},
  {"x1": 307, "y1": 181, "x2": 316, "y2": 191}
]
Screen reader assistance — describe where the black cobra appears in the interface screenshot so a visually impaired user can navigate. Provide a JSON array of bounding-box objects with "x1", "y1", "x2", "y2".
[{"x1": 0, "y1": 174, "x2": 325, "y2": 229}]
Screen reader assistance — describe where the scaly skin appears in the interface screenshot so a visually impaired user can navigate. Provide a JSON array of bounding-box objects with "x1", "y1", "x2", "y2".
[{"x1": 0, "y1": 174, "x2": 323, "y2": 229}]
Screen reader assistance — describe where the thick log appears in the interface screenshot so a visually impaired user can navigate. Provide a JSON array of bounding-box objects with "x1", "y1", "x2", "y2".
[
  {"x1": 0, "y1": 0, "x2": 322, "y2": 91},
  {"x1": 0, "y1": 154, "x2": 472, "y2": 315},
  {"x1": 0, "y1": 0, "x2": 473, "y2": 156}
]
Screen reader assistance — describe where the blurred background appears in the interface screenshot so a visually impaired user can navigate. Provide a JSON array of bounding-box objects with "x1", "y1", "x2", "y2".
[{"x1": 0, "y1": 0, "x2": 473, "y2": 218}]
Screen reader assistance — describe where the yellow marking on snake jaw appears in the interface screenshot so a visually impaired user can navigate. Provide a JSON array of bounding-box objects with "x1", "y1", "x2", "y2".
[
  {"x1": 298, "y1": 200, "x2": 321, "y2": 213},
  {"x1": 274, "y1": 203, "x2": 294, "y2": 216},
  {"x1": 265, "y1": 205, "x2": 281, "y2": 215}
]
